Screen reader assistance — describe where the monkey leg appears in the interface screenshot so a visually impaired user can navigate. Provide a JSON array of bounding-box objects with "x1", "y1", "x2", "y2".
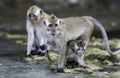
[
  {"x1": 26, "y1": 29, "x2": 34, "y2": 57},
  {"x1": 57, "y1": 48, "x2": 66, "y2": 73}
]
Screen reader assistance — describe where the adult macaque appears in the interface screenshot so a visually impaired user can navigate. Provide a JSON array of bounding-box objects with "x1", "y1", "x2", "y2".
[
  {"x1": 66, "y1": 40, "x2": 86, "y2": 67},
  {"x1": 42, "y1": 14, "x2": 120, "y2": 72},
  {"x1": 26, "y1": 5, "x2": 49, "y2": 56}
]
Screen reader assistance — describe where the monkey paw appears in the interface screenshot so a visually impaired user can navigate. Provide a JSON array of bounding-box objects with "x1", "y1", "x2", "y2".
[
  {"x1": 56, "y1": 68, "x2": 64, "y2": 73},
  {"x1": 38, "y1": 51, "x2": 46, "y2": 56},
  {"x1": 26, "y1": 53, "x2": 32, "y2": 57}
]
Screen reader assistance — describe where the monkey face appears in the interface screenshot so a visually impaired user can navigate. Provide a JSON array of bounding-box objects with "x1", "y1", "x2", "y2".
[
  {"x1": 43, "y1": 19, "x2": 63, "y2": 37},
  {"x1": 28, "y1": 13, "x2": 38, "y2": 24},
  {"x1": 76, "y1": 47, "x2": 85, "y2": 57},
  {"x1": 27, "y1": 5, "x2": 44, "y2": 25},
  {"x1": 71, "y1": 41, "x2": 85, "y2": 57},
  {"x1": 47, "y1": 23, "x2": 60, "y2": 36}
]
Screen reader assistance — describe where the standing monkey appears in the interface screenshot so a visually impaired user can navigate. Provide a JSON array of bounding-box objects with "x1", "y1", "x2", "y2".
[{"x1": 42, "y1": 14, "x2": 120, "y2": 72}]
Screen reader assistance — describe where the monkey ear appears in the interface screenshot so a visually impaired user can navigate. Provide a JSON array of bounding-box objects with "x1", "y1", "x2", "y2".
[
  {"x1": 40, "y1": 10, "x2": 43, "y2": 15},
  {"x1": 59, "y1": 19, "x2": 64, "y2": 25},
  {"x1": 43, "y1": 21, "x2": 46, "y2": 25}
]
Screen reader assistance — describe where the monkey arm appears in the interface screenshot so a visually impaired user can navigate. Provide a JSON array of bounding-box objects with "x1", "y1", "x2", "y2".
[{"x1": 26, "y1": 27, "x2": 34, "y2": 56}]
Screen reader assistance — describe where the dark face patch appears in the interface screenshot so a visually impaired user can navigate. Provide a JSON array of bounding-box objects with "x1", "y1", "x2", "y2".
[
  {"x1": 28, "y1": 13, "x2": 38, "y2": 24},
  {"x1": 71, "y1": 41, "x2": 85, "y2": 57},
  {"x1": 48, "y1": 23, "x2": 58, "y2": 27},
  {"x1": 47, "y1": 23, "x2": 59, "y2": 36}
]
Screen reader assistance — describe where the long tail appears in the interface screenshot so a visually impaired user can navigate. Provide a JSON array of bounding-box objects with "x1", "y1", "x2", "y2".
[{"x1": 84, "y1": 16, "x2": 120, "y2": 55}]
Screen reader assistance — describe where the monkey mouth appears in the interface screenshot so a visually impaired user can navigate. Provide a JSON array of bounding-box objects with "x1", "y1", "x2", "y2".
[
  {"x1": 77, "y1": 50, "x2": 84, "y2": 57},
  {"x1": 30, "y1": 21, "x2": 35, "y2": 25},
  {"x1": 29, "y1": 20, "x2": 36, "y2": 25},
  {"x1": 51, "y1": 33, "x2": 56, "y2": 36}
]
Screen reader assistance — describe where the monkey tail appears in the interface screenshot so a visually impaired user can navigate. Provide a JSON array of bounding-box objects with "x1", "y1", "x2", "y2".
[{"x1": 85, "y1": 16, "x2": 120, "y2": 55}]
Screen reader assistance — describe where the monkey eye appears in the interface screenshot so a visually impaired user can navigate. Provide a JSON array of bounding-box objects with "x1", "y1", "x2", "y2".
[
  {"x1": 40, "y1": 10, "x2": 43, "y2": 15},
  {"x1": 28, "y1": 14, "x2": 36, "y2": 17},
  {"x1": 33, "y1": 14, "x2": 36, "y2": 17},
  {"x1": 82, "y1": 48, "x2": 84, "y2": 51},
  {"x1": 28, "y1": 14, "x2": 31, "y2": 17},
  {"x1": 54, "y1": 24, "x2": 58, "y2": 27},
  {"x1": 48, "y1": 24, "x2": 53, "y2": 27}
]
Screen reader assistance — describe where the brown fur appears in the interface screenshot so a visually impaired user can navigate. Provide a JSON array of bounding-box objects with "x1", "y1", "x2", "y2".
[{"x1": 48, "y1": 14, "x2": 58, "y2": 24}]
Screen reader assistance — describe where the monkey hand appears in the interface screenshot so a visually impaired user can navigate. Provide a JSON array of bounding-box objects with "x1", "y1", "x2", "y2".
[
  {"x1": 56, "y1": 68, "x2": 64, "y2": 73},
  {"x1": 26, "y1": 53, "x2": 32, "y2": 57},
  {"x1": 38, "y1": 45, "x2": 48, "y2": 56}
]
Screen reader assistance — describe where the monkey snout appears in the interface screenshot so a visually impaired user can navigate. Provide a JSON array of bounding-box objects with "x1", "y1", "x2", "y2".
[
  {"x1": 52, "y1": 30, "x2": 56, "y2": 32},
  {"x1": 51, "y1": 30, "x2": 57, "y2": 36},
  {"x1": 51, "y1": 28, "x2": 56, "y2": 33}
]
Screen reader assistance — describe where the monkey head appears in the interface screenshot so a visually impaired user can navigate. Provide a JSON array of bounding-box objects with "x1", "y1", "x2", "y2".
[
  {"x1": 71, "y1": 40, "x2": 85, "y2": 57},
  {"x1": 27, "y1": 5, "x2": 44, "y2": 25},
  {"x1": 43, "y1": 14, "x2": 64, "y2": 36}
]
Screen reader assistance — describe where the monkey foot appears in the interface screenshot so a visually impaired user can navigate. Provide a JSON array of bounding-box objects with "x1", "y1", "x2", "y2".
[
  {"x1": 38, "y1": 51, "x2": 46, "y2": 56},
  {"x1": 31, "y1": 50, "x2": 37, "y2": 55},
  {"x1": 26, "y1": 54, "x2": 32, "y2": 57},
  {"x1": 56, "y1": 68, "x2": 64, "y2": 73}
]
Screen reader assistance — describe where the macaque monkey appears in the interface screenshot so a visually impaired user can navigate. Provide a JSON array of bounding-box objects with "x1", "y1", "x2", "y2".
[
  {"x1": 42, "y1": 14, "x2": 120, "y2": 72},
  {"x1": 42, "y1": 14, "x2": 66, "y2": 72},
  {"x1": 26, "y1": 5, "x2": 50, "y2": 57},
  {"x1": 66, "y1": 40, "x2": 86, "y2": 67}
]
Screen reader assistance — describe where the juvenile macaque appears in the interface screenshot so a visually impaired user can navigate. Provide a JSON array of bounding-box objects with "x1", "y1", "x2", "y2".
[
  {"x1": 66, "y1": 40, "x2": 85, "y2": 67},
  {"x1": 26, "y1": 5, "x2": 49, "y2": 56},
  {"x1": 42, "y1": 14, "x2": 120, "y2": 72}
]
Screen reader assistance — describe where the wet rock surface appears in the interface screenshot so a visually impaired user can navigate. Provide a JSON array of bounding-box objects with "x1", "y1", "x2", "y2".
[{"x1": 0, "y1": 32, "x2": 120, "y2": 78}]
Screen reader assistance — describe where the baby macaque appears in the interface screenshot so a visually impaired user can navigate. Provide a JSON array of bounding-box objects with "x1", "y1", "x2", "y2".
[{"x1": 66, "y1": 40, "x2": 86, "y2": 68}]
